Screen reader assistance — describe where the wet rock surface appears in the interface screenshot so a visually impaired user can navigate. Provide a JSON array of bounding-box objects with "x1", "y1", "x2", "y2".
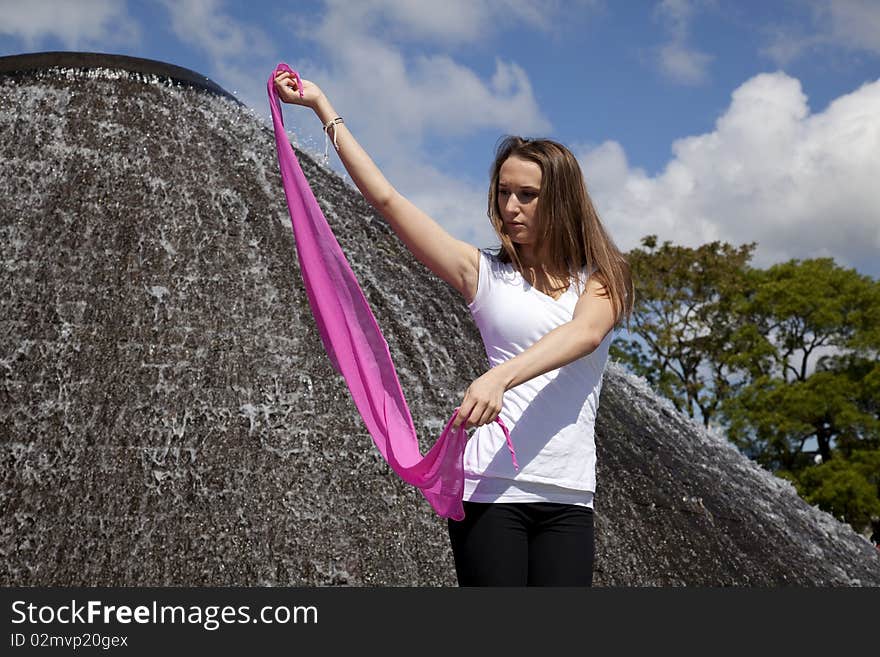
[{"x1": 2, "y1": 54, "x2": 878, "y2": 586}]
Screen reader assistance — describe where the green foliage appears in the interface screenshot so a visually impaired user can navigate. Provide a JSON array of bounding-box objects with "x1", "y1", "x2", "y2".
[
  {"x1": 790, "y1": 450, "x2": 880, "y2": 530},
  {"x1": 723, "y1": 368, "x2": 879, "y2": 470},
  {"x1": 721, "y1": 259, "x2": 880, "y2": 470},
  {"x1": 734, "y1": 259, "x2": 880, "y2": 383},
  {"x1": 616, "y1": 236, "x2": 880, "y2": 531},
  {"x1": 612, "y1": 235, "x2": 757, "y2": 426}
]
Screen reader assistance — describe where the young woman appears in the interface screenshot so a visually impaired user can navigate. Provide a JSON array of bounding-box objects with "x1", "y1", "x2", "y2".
[{"x1": 274, "y1": 71, "x2": 634, "y2": 587}]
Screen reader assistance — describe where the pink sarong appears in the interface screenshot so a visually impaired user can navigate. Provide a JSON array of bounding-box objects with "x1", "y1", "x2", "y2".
[{"x1": 267, "y1": 63, "x2": 516, "y2": 521}]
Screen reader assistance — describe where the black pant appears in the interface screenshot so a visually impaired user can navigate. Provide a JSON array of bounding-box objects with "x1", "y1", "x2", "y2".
[{"x1": 447, "y1": 501, "x2": 594, "y2": 586}]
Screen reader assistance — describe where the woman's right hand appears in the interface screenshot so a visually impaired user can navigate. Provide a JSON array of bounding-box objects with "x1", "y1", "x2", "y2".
[{"x1": 274, "y1": 71, "x2": 324, "y2": 109}]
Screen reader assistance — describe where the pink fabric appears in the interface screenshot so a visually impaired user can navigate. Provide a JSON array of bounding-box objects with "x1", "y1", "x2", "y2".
[{"x1": 267, "y1": 63, "x2": 517, "y2": 521}]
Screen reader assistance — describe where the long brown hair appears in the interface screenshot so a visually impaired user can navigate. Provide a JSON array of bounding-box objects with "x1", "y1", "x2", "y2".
[{"x1": 488, "y1": 135, "x2": 634, "y2": 328}]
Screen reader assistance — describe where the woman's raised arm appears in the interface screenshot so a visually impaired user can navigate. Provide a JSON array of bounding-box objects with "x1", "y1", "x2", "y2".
[{"x1": 274, "y1": 71, "x2": 479, "y2": 303}]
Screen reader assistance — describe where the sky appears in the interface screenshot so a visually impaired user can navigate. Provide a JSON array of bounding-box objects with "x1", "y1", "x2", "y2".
[{"x1": 1, "y1": 0, "x2": 879, "y2": 279}]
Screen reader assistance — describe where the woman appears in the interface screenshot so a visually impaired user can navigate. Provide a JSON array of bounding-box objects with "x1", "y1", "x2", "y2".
[{"x1": 274, "y1": 71, "x2": 633, "y2": 587}]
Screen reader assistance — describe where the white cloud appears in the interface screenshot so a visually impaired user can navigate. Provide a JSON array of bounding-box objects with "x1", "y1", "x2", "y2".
[
  {"x1": 0, "y1": 0, "x2": 139, "y2": 49},
  {"x1": 151, "y1": 0, "x2": 589, "y2": 251},
  {"x1": 823, "y1": 0, "x2": 880, "y2": 54},
  {"x1": 320, "y1": 0, "x2": 599, "y2": 45},
  {"x1": 577, "y1": 72, "x2": 880, "y2": 276},
  {"x1": 656, "y1": 0, "x2": 696, "y2": 38},
  {"x1": 320, "y1": 0, "x2": 488, "y2": 45},
  {"x1": 651, "y1": 0, "x2": 713, "y2": 85},
  {"x1": 760, "y1": 31, "x2": 817, "y2": 68},
  {"x1": 302, "y1": 1, "x2": 552, "y2": 139},
  {"x1": 762, "y1": 0, "x2": 880, "y2": 65},
  {"x1": 159, "y1": 0, "x2": 272, "y2": 61},
  {"x1": 156, "y1": 0, "x2": 277, "y2": 110},
  {"x1": 385, "y1": 159, "x2": 496, "y2": 249},
  {"x1": 658, "y1": 42, "x2": 713, "y2": 85},
  {"x1": 278, "y1": 0, "x2": 561, "y2": 250},
  {"x1": 313, "y1": 48, "x2": 549, "y2": 142}
]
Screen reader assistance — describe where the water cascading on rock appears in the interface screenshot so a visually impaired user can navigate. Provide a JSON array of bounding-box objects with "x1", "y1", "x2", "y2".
[{"x1": 2, "y1": 53, "x2": 878, "y2": 586}]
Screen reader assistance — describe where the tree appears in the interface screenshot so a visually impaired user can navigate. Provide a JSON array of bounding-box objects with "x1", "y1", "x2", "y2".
[
  {"x1": 782, "y1": 449, "x2": 880, "y2": 531},
  {"x1": 616, "y1": 240, "x2": 880, "y2": 532},
  {"x1": 721, "y1": 259, "x2": 880, "y2": 470},
  {"x1": 612, "y1": 235, "x2": 758, "y2": 427}
]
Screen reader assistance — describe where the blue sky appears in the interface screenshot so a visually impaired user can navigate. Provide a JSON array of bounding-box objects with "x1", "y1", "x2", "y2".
[{"x1": 2, "y1": 0, "x2": 879, "y2": 278}]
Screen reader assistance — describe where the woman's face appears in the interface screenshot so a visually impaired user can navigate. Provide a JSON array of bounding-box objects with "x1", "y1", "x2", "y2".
[{"x1": 497, "y1": 156, "x2": 542, "y2": 247}]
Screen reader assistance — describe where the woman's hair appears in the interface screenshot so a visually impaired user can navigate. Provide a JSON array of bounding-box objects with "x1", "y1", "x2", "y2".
[{"x1": 487, "y1": 135, "x2": 634, "y2": 328}]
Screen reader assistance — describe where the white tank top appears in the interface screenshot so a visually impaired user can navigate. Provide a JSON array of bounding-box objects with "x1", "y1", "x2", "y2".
[{"x1": 463, "y1": 249, "x2": 615, "y2": 508}]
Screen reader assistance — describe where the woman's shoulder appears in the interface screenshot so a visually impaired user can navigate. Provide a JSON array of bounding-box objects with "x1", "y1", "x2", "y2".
[
  {"x1": 472, "y1": 249, "x2": 520, "y2": 296},
  {"x1": 478, "y1": 249, "x2": 517, "y2": 276},
  {"x1": 476, "y1": 248, "x2": 499, "y2": 271},
  {"x1": 570, "y1": 262, "x2": 598, "y2": 294},
  {"x1": 478, "y1": 248, "x2": 514, "y2": 268}
]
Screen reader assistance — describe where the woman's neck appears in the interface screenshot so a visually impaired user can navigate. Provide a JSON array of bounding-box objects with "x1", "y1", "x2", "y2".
[
  {"x1": 517, "y1": 243, "x2": 544, "y2": 270},
  {"x1": 516, "y1": 244, "x2": 569, "y2": 291},
  {"x1": 517, "y1": 244, "x2": 565, "y2": 275}
]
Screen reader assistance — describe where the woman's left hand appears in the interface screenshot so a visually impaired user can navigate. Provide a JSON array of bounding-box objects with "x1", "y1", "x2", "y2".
[
  {"x1": 452, "y1": 369, "x2": 507, "y2": 431},
  {"x1": 274, "y1": 71, "x2": 324, "y2": 109}
]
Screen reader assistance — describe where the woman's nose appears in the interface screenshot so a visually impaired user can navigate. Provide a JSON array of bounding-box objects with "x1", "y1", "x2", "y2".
[{"x1": 505, "y1": 194, "x2": 520, "y2": 213}]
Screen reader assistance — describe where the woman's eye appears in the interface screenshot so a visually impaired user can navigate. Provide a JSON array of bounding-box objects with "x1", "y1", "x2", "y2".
[{"x1": 498, "y1": 189, "x2": 536, "y2": 201}]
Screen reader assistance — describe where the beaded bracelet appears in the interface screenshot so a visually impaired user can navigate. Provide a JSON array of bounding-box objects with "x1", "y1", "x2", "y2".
[{"x1": 322, "y1": 116, "x2": 344, "y2": 162}]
